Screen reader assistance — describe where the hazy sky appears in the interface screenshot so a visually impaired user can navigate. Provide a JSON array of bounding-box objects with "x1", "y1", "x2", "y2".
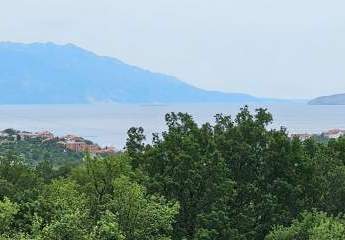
[{"x1": 1, "y1": 0, "x2": 345, "y2": 99}]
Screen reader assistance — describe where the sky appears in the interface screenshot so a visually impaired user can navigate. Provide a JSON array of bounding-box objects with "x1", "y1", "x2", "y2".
[{"x1": 1, "y1": 0, "x2": 344, "y2": 99}]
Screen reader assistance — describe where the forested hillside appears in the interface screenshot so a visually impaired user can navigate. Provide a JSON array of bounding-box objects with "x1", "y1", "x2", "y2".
[
  {"x1": 0, "y1": 136, "x2": 84, "y2": 166},
  {"x1": 2, "y1": 107, "x2": 345, "y2": 239}
]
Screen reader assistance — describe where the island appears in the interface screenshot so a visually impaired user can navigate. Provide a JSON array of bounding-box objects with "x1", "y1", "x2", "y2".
[{"x1": 309, "y1": 93, "x2": 345, "y2": 105}]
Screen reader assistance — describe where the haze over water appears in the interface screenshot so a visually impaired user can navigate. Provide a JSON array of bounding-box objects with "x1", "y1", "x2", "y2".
[{"x1": 0, "y1": 103, "x2": 344, "y2": 149}]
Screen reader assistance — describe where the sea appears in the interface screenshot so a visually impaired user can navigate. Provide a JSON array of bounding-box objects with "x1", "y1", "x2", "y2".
[{"x1": 0, "y1": 103, "x2": 345, "y2": 150}]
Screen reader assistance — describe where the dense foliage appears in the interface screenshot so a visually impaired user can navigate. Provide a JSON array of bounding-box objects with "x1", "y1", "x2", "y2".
[{"x1": 1, "y1": 106, "x2": 345, "y2": 239}]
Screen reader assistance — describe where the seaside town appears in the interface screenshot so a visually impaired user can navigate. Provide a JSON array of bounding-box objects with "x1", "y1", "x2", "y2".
[
  {"x1": 290, "y1": 129, "x2": 345, "y2": 141},
  {"x1": 0, "y1": 129, "x2": 116, "y2": 154},
  {"x1": 0, "y1": 128, "x2": 344, "y2": 155}
]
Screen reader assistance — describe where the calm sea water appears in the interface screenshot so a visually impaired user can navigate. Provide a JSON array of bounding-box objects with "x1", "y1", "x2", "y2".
[{"x1": 0, "y1": 103, "x2": 344, "y2": 149}]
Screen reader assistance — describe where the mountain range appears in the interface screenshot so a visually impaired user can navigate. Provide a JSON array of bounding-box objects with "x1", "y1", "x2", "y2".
[{"x1": 0, "y1": 42, "x2": 275, "y2": 104}]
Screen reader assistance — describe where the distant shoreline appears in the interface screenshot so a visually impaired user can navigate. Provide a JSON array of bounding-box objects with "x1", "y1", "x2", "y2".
[
  {"x1": 0, "y1": 129, "x2": 117, "y2": 154},
  {"x1": 309, "y1": 93, "x2": 345, "y2": 105}
]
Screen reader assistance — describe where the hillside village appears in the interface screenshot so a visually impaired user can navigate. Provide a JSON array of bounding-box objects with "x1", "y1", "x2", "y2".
[
  {"x1": 0, "y1": 129, "x2": 116, "y2": 154},
  {"x1": 1, "y1": 127, "x2": 344, "y2": 153},
  {"x1": 290, "y1": 129, "x2": 345, "y2": 141}
]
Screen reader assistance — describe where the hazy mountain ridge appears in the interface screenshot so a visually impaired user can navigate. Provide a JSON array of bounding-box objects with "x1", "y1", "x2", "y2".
[
  {"x1": 309, "y1": 94, "x2": 345, "y2": 105},
  {"x1": 0, "y1": 42, "x2": 268, "y2": 104}
]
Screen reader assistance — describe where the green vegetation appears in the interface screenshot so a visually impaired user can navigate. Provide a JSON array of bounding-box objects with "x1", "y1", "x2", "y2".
[
  {"x1": 0, "y1": 136, "x2": 84, "y2": 166},
  {"x1": 1, "y1": 106, "x2": 345, "y2": 239},
  {"x1": 266, "y1": 211, "x2": 345, "y2": 240}
]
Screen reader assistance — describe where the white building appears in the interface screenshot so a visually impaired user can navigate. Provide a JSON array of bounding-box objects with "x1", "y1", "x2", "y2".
[{"x1": 323, "y1": 129, "x2": 345, "y2": 139}]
